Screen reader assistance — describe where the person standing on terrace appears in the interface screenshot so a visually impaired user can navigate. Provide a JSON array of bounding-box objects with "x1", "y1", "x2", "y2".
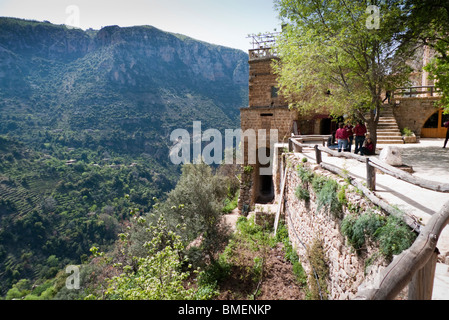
[
  {"x1": 336, "y1": 123, "x2": 349, "y2": 153},
  {"x1": 354, "y1": 120, "x2": 367, "y2": 155}
]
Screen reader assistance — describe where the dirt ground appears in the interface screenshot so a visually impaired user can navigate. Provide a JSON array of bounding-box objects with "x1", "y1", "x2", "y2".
[
  {"x1": 217, "y1": 243, "x2": 305, "y2": 300},
  {"x1": 219, "y1": 210, "x2": 305, "y2": 300}
]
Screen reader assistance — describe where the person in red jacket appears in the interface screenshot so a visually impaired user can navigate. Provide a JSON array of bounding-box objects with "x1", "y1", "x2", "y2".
[
  {"x1": 336, "y1": 123, "x2": 349, "y2": 152},
  {"x1": 360, "y1": 138, "x2": 375, "y2": 156},
  {"x1": 354, "y1": 120, "x2": 367, "y2": 154}
]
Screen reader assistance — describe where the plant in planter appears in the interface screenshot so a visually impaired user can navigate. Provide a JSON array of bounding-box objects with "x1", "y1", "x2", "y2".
[{"x1": 402, "y1": 127, "x2": 417, "y2": 143}]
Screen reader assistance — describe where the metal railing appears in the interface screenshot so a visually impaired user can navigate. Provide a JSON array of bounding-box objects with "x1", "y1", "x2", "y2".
[{"x1": 393, "y1": 85, "x2": 441, "y2": 98}]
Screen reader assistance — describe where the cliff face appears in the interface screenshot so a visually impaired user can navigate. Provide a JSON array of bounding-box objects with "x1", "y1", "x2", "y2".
[{"x1": 0, "y1": 17, "x2": 249, "y2": 156}]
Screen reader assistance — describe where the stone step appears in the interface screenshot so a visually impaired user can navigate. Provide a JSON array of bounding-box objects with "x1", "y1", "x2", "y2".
[
  {"x1": 369, "y1": 130, "x2": 402, "y2": 134},
  {"x1": 377, "y1": 138, "x2": 404, "y2": 143},
  {"x1": 379, "y1": 119, "x2": 396, "y2": 122},
  {"x1": 377, "y1": 140, "x2": 404, "y2": 144},
  {"x1": 377, "y1": 125, "x2": 401, "y2": 129},
  {"x1": 377, "y1": 134, "x2": 402, "y2": 138},
  {"x1": 379, "y1": 116, "x2": 395, "y2": 119},
  {"x1": 377, "y1": 128, "x2": 400, "y2": 131},
  {"x1": 376, "y1": 129, "x2": 402, "y2": 132}
]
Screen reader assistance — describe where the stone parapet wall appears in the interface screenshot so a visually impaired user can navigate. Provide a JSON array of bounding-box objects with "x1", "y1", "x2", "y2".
[{"x1": 282, "y1": 154, "x2": 390, "y2": 300}]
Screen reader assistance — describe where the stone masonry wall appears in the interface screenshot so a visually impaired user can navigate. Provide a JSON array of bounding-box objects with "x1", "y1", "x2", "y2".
[
  {"x1": 393, "y1": 96, "x2": 440, "y2": 136},
  {"x1": 249, "y1": 57, "x2": 286, "y2": 108},
  {"x1": 283, "y1": 154, "x2": 391, "y2": 300},
  {"x1": 240, "y1": 107, "x2": 298, "y2": 143}
]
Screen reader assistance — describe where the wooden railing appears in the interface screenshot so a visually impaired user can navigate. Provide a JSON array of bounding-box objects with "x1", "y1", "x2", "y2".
[
  {"x1": 286, "y1": 136, "x2": 449, "y2": 300},
  {"x1": 393, "y1": 85, "x2": 441, "y2": 98},
  {"x1": 248, "y1": 47, "x2": 277, "y2": 60}
]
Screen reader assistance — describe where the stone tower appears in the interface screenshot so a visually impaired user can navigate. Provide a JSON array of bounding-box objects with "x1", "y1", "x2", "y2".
[{"x1": 238, "y1": 34, "x2": 299, "y2": 214}]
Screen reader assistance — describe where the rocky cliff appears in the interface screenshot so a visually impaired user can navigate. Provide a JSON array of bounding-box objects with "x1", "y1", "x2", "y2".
[{"x1": 0, "y1": 17, "x2": 249, "y2": 157}]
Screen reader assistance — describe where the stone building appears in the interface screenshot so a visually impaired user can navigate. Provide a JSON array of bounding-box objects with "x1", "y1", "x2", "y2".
[
  {"x1": 238, "y1": 36, "x2": 445, "y2": 213},
  {"x1": 238, "y1": 35, "x2": 335, "y2": 213}
]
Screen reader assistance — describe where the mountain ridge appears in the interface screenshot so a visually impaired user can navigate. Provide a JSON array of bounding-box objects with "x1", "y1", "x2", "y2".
[{"x1": 0, "y1": 17, "x2": 249, "y2": 155}]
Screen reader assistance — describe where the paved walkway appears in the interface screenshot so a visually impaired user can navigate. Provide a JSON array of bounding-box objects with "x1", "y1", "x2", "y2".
[{"x1": 296, "y1": 138, "x2": 449, "y2": 300}]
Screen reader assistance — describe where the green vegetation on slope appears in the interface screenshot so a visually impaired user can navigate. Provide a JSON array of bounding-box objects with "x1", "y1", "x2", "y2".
[{"x1": 0, "y1": 135, "x2": 177, "y2": 296}]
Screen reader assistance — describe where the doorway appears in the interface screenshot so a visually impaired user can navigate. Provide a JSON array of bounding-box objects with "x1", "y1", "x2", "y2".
[
  {"x1": 421, "y1": 109, "x2": 449, "y2": 138},
  {"x1": 256, "y1": 147, "x2": 274, "y2": 204}
]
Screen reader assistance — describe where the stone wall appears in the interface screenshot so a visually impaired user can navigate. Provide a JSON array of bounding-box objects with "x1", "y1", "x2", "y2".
[
  {"x1": 240, "y1": 107, "x2": 298, "y2": 143},
  {"x1": 282, "y1": 154, "x2": 391, "y2": 300},
  {"x1": 393, "y1": 96, "x2": 440, "y2": 136},
  {"x1": 249, "y1": 57, "x2": 286, "y2": 108}
]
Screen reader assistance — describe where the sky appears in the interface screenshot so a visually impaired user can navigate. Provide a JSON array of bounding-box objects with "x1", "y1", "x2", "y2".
[{"x1": 0, "y1": 0, "x2": 282, "y2": 52}]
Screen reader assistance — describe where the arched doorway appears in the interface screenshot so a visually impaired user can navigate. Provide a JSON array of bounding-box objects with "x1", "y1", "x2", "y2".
[{"x1": 421, "y1": 109, "x2": 449, "y2": 138}]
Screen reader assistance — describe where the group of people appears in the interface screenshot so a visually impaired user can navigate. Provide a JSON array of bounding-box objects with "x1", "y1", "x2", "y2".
[{"x1": 328, "y1": 121, "x2": 374, "y2": 156}]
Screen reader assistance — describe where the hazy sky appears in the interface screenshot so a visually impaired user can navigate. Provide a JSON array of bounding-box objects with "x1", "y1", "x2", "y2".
[{"x1": 0, "y1": 0, "x2": 282, "y2": 52}]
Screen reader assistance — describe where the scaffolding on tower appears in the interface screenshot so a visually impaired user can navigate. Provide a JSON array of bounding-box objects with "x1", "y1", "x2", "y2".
[{"x1": 247, "y1": 32, "x2": 280, "y2": 60}]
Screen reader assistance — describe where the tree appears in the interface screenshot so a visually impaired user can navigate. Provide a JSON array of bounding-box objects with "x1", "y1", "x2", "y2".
[
  {"x1": 103, "y1": 216, "x2": 201, "y2": 300},
  {"x1": 273, "y1": 0, "x2": 416, "y2": 148},
  {"x1": 405, "y1": 0, "x2": 449, "y2": 111},
  {"x1": 155, "y1": 163, "x2": 229, "y2": 263}
]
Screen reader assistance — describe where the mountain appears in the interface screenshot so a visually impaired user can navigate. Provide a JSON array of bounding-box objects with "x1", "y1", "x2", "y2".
[
  {"x1": 0, "y1": 17, "x2": 249, "y2": 296},
  {"x1": 0, "y1": 17, "x2": 248, "y2": 155}
]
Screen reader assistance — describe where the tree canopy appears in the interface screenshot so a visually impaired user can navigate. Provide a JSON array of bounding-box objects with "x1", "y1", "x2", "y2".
[
  {"x1": 273, "y1": 0, "x2": 419, "y2": 145},
  {"x1": 405, "y1": 0, "x2": 449, "y2": 112}
]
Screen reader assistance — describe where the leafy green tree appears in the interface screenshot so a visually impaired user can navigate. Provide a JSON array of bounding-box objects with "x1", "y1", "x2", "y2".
[
  {"x1": 274, "y1": 0, "x2": 416, "y2": 147},
  {"x1": 405, "y1": 0, "x2": 449, "y2": 111},
  {"x1": 5, "y1": 279, "x2": 31, "y2": 300},
  {"x1": 102, "y1": 216, "x2": 211, "y2": 300},
  {"x1": 155, "y1": 163, "x2": 229, "y2": 263}
]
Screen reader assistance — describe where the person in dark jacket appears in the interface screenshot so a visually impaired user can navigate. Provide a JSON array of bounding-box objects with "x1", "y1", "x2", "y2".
[{"x1": 444, "y1": 121, "x2": 449, "y2": 149}]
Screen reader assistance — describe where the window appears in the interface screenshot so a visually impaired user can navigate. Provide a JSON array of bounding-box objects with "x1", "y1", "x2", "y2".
[{"x1": 271, "y1": 86, "x2": 279, "y2": 98}]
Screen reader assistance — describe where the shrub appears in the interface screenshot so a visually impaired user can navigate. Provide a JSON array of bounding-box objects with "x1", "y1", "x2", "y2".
[
  {"x1": 341, "y1": 211, "x2": 416, "y2": 260},
  {"x1": 103, "y1": 216, "x2": 204, "y2": 300},
  {"x1": 275, "y1": 223, "x2": 307, "y2": 287},
  {"x1": 402, "y1": 127, "x2": 414, "y2": 136},
  {"x1": 297, "y1": 164, "x2": 314, "y2": 184},
  {"x1": 341, "y1": 211, "x2": 385, "y2": 250},
  {"x1": 316, "y1": 179, "x2": 342, "y2": 217},
  {"x1": 375, "y1": 215, "x2": 417, "y2": 259},
  {"x1": 295, "y1": 185, "x2": 310, "y2": 201},
  {"x1": 311, "y1": 175, "x2": 328, "y2": 193}
]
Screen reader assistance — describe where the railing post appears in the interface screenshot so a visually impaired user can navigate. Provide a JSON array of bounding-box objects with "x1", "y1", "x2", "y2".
[
  {"x1": 366, "y1": 158, "x2": 376, "y2": 191},
  {"x1": 408, "y1": 248, "x2": 439, "y2": 300},
  {"x1": 288, "y1": 138, "x2": 293, "y2": 153},
  {"x1": 315, "y1": 145, "x2": 322, "y2": 165}
]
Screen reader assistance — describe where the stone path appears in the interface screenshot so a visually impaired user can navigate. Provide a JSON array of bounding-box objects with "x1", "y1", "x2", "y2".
[{"x1": 296, "y1": 138, "x2": 449, "y2": 300}]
